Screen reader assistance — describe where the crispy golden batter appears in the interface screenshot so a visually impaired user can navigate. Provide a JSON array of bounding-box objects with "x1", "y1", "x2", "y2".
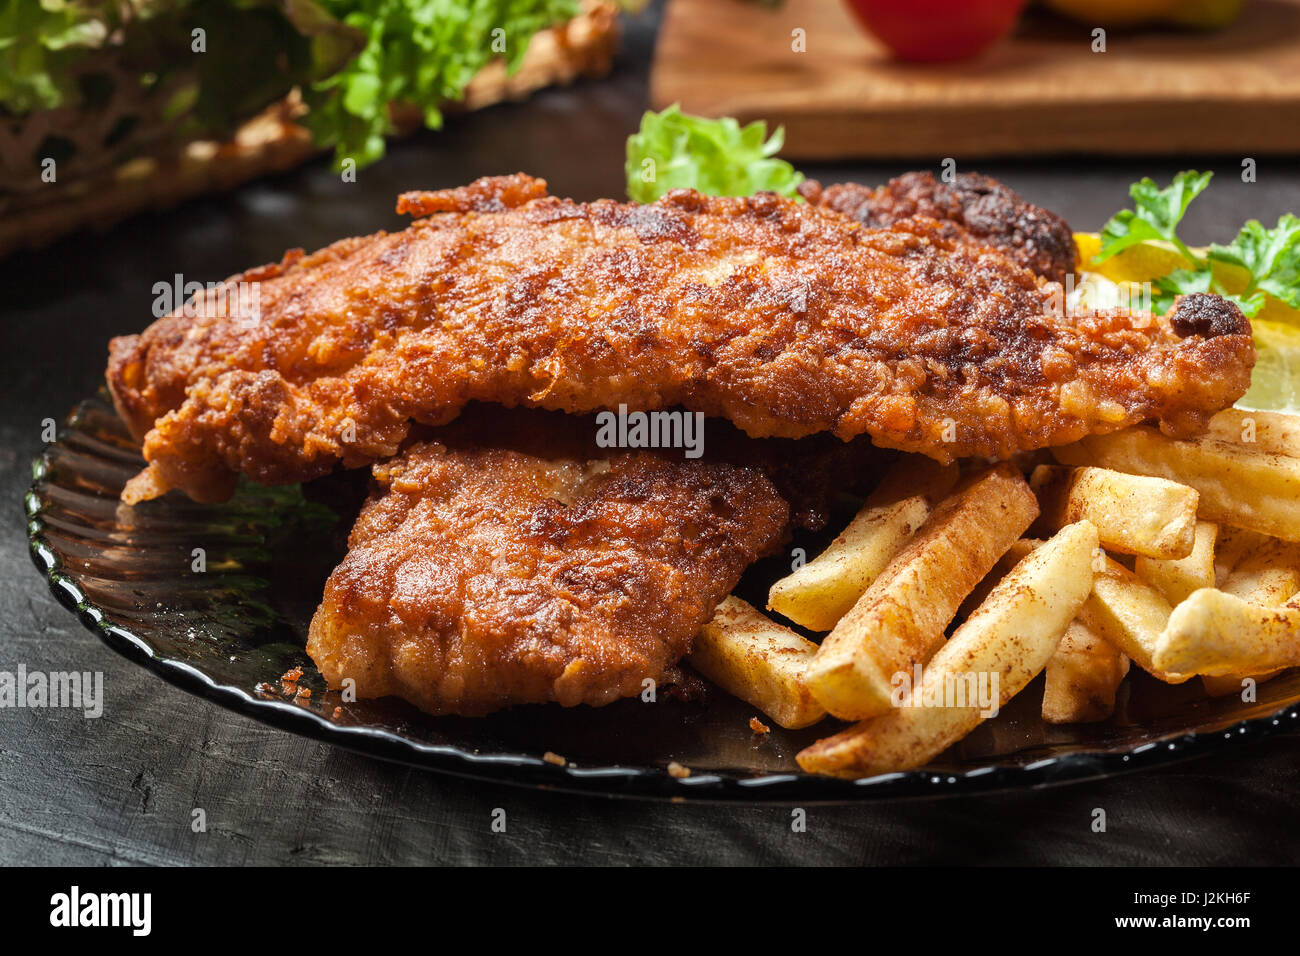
[
  {"x1": 108, "y1": 174, "x2": 1253, "y2": 504},
  {"x1": 306, "y1": 436, "x2": 789, "y2": 716},
  {"x1": 807, "y1": 171, "x2": 1078, "y2": 284}
]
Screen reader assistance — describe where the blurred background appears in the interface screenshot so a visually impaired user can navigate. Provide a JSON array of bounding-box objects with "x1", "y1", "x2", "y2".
[
  {"x1": 2, "y1": 0, "x2": 1295, "y2": 258},
  {"x1": 4, "y1": 0, "x2": 1300, "y2": 865}
]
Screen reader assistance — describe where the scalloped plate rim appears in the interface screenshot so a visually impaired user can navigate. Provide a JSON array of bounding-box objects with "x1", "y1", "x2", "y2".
[{"x1": 26, "y1": 431, "x2": 1300, "y2": 804}]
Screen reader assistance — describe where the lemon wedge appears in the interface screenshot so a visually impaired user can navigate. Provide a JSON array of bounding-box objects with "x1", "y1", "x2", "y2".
[
  {"x1": 1073, "y1": 232, "x2": 1253, "y2": 291},
  {"x1": 1240, "y1": 320, "x2": 1300, "y2": 414},
  {"x1": 1073, "y1": 232, "x2": 1300, "y2": 412}
]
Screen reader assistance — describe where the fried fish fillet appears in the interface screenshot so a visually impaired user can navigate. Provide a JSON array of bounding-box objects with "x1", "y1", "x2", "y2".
[
  {"x1": 804, "y1": 171, "x2": 1077, "y2": 284},
  {"x1": 108, "y1": 173, "x2": 1253, "y2": 504},
  {"x1": 306, "y1": 436, "x2": 790, "y2": 716}
]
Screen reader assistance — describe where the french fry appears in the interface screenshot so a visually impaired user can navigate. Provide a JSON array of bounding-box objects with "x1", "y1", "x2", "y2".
[
  {"x1": 1221, "y1": 538, "x2": 1300, "y2": 603},
  {"x1": 1041, "y1": 619, "x2": 1130, "y2": 724},
  {"x1": 1214, "y1": 526, "x2": 1270, "y2": 586},
  {"x1": 1053, "y1": 426, "x2": 1300, "y2": 542},
  {"x1": 766, "y1": 496, "x2": 926, "y2": 632},
  {"x1": 1153, "y1": 588, "x2": 1300, "y2": 677},
  {"x1": 797, "y1": 521, "x2": 1098, "y2": 778},
  {"x1": 804, "y1": 464, "x2": 1039, "y2": 721},
  {"x1": 1030, "y1": 464, "x2": 1198, "y2": 559},
  {"x1": 689, "y1": 596, "x2": 826, "y2": 730},
  {"x1": 867, "y1": 454, "x2": 962, "y2": 505},
  {"x1": 766, "y1": 457, "x2": 956, "y2": 631},
  {"x1": 1202, "y1": 672, "x2": 1280, "y2": 697},
  {"x1": 1200, "y1": 539, "x2": 1300, "y2": 695},
  {"x1": 956, "y1": 538, "x2": 1043, "y2": 620},
  {"x1": 1134, "y1": 520, "x2": 1218, "y2": 606},
  {"x1": 1205, "y1": 408, "x2": 1300, "y2": 458},
  {"x1": 1080, "y1": 554, "x2": 1189, "y2": 683}
]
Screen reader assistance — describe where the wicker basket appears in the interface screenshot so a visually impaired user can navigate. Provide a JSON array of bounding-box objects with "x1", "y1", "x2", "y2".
[{"x1": 0, "y1": 1, "x2": 619, "y2": 258}]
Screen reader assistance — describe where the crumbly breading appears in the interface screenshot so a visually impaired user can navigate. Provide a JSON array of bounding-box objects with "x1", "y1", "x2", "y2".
[
  {"x1": 809, "y1": 171, "x2": 1079, "y2": 285},
  {"x1": 108, "y1": 173, "x2": 1253, "y2": 503},
  {"x1": 307, "y1": 439, "x2": 789, "y2": 716}
]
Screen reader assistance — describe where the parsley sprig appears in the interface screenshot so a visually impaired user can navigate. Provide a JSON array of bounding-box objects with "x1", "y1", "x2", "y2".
[{"x1": 1095, "y1": 171, "x2": 1300, "y2": 318}]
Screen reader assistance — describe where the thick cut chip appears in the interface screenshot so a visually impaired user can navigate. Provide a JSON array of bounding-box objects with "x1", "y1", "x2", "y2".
[
  {"x1": 804, "y1": 464, "x2": 1039, "y2": 721},
  {"x1": 1135, "y1": 520, "x2": 1218, "y2": 606},
  {"x1": 766, "y1": 456, "x2": 956, "y2": 631},
  {"x1": 1154, "y1": 588, "x2": 1300, "y2": 677},
  {"x1": 797, "y1": 522, "x2": 1098, "y2": 778},
  {"x1": 1205, "y1": 408, "x2": 1300, "y2": 457},
  {"x1": 1030, "y1": 464, "x2": 1198, "y2": 559},
  {"x1": 1054, "y1": 426, "x2": 1300, "y2": 542},
  {"x1": 1201, "y1": 539, "x2": 1300, "y2": 695},
  {"x1": 1215, "y1": 526, "x2": 1270, "y2": 586},
  {"x1": 1041, "y1": 619, "x2": 1130, "y2": 724},
  {"x1": 690, "y1": 596, "x2": 826, "y2": 730},
  {"x1": 1220, "y1": 538, "x2": 1300, "y2": 604},
  {"x1": 1081, "y1": 554, "x2": 1188, "y2": 683}
]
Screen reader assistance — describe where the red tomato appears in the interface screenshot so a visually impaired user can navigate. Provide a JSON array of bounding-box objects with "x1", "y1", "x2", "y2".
[{"x1": 844, "y1": 0, "x2": 1028, "y2": 62}]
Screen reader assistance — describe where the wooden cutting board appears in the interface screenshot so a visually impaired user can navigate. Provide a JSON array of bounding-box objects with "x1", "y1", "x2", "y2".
[{"x1": 651, "y1": 0, "x2": 1300, "y2": 159}]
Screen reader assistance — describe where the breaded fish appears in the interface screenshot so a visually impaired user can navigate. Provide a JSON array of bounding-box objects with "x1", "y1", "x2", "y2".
[
  {"x1": 306, "y1": 437, "x2": 789, "y2": 716},
  {"x1": 805, "y1": 170, "x2": 1077, "y2": 284},
  {"x1": 108, "y1": 174, "x2": 1253, "y2": 504}
]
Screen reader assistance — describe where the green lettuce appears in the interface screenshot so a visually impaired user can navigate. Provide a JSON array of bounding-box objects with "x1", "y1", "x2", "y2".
[
  {"x1": 1095, "y1": 170, "x2": 1300, "y2": 319},
  {"x1": 301, "y1": 0, "x2": 580, "y2": 169},
  {"x1": 624, "y1": 104, "x2": 804, "y2": 203},
  {"x1": 1, "y1": 0, "x2": 362, "y2": 148},
  {"x1": 1, "y1": 0, "x2": 584, "y2": 171},
  {"x1": 0, "y1": 0, "x2": 117, "y2": 114}
]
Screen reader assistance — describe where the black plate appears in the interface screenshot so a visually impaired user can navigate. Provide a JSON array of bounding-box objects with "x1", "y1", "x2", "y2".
[{"x1": 25, "y1": 397, "x2": 1300, "y2": 801}]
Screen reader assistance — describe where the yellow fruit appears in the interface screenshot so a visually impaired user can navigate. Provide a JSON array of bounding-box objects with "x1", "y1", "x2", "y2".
[
  {"x1": 1074, "y1": 231, "x2": 1256, "y2": 296},
  {"x1": 1239, "y1": 320, "x2": 1300, "y2": 414},
  {"x1": 1075, "y1": 232, "x2": 1185, "y2": 284},
  {"x1": 1045, "y1": 0, "x2": 1181, "y2": 28},
  {"x1": 1074, "y1": 232, "x2": 1300, "y2": 413}
]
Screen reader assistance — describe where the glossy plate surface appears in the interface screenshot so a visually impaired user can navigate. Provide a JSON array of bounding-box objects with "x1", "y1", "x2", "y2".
[{"x1": 26, "y1": 397, "x2": 1300, "y2": 801}]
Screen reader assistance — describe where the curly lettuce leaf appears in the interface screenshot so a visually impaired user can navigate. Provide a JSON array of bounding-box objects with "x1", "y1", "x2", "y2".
[
  {"x1": 4, "y1": 1, "x2": 598, "y2": 171},
  {"x1": 0, "y1": 0, "x2": 115, "y2": 114},
  {"x1": 301, "y1": 0, "x2": 580, "y2": 169},
  {"x1": 1094, "y1": 170, "x2": 1284, "y2": 319},
  {"x1": 624, "y1": 104, "x2": 804, "y2": 203},
  {"x1": 1, "y1": 0, "x2": 361, "y2": 143},
  {"x1": 1091, "y1": 172, "x2": 1300, "y2": 410}
]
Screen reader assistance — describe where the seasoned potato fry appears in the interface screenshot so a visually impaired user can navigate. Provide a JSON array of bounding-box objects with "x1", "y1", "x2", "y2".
[
  {"x1": 867, "y1": 455, "x2": 962, "y2": 506},
  {"x1": 1221, "y1": 538, "x2": 1300, "y2": 603},
  {"x1": 797, "y1": 522, "x2": 1098, "y2": 778},
  {"x1": 1042, "y1": 619, "x2": 1130, "y2": 724},
  {"x1": 1135, "y1": 520, "x2": 1217, "y2": 606},
  {"x1": 957, "y1": 538, "x2": 1043, "y2": 620},
  {"x1": 1154, "y1": 588, "x2": 1300, "y2": 676},
  {"x1": 1053, "y1": 426, "x2": 1300, "y2": 542},
  {"x1": 1081, "y1": 554, "x2": 1189, "y2": 683},
  {"x1": 767, "y1": 458, "x2": 956, "y2": 631},
  {"x1": 768, "y1": 497, "x2": 928, "y2": 632},
  {"x1": 1199, "y1": 540, "x2": 1300, "y2": 695},
  {"x1": 1214, "y1": 526, "x2": 1270, "y2": 586},
  {"x1": 804, "y1": 464, "x2": 1039, "y2": 721},
  {"x1": 1202, "y1": 671, "x2": 1281, "y2": 697},
  {"x1": 1205, "y1": 408, "x2": 1300, "y2": 458},
  {"x1": 689, "y1": 596, "x2": 826, "y2": 730},
  {"x1": 1030, "y1": 464, "x2": 1198, "y2": 559}
]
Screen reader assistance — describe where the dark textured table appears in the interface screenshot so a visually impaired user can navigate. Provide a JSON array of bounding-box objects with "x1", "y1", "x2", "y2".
[{"x1": 3, "y1": 4, "x2": 1298, "y2": 866}]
